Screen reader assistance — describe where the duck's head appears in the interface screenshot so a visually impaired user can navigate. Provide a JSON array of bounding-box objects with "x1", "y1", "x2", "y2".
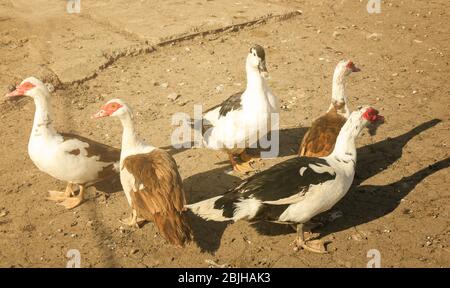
[
  {"x1": 335, "y1": 60, "x2": 361, "y2": 78},
  {"x1": 350, "y1": 106, "x2": 385, "y2": 136},
  {"x1": 5, "y1": 77, "x2": 49, "y2": 99},
  {"x1": 93, "y1": 98, "x2": 133, "y2": 119},
  {"x1": 246, "y1": 44, "x2": 267, "y2": 75}
]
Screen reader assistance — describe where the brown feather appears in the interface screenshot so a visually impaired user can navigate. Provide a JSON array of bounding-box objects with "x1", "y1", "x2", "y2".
[
  {"x1": 298, "y1": 106, "x2": 346, "y2": 157},
  {"x1": 62, "y1": 133, "x2": 120, "y2": 182},
  {"x1": 123, "y1": 149, "x2": 192, "y2": 246}
]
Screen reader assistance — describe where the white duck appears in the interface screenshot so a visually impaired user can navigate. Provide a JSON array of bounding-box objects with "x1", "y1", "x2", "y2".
[
  {"x1": 94, "y1": 99, "x2": 192, "y2": 246},
  {"x1": 198, "y1": 45, "x2": 279, "y2": 173},
  {"x1": 299, "y1": 60, "x2": 360, "y2": 157},
  {"x1": 5, "y1": 77, "x2": 120, "y2": 209},
  {"x1": 188, "y1": 106, "x2": 384, "y2": 253}
]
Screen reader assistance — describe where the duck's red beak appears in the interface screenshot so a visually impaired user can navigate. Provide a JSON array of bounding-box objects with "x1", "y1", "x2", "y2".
[
  {"x1": 5, "y1": 89, "x2": 22, "y2": 97},
  {"x1": 5, "y1": 82, "x2": 36, "y2": 98}
]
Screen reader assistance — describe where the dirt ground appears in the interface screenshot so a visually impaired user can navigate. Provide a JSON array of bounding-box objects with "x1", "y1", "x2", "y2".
[{"x1": 0, "y1": 0, "x2": 449, "y2": 268}]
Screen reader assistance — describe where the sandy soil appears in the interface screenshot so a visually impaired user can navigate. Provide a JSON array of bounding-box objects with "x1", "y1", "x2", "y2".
[{"x1": 0, "y1": 0, "x2": 449, "y2": 267}]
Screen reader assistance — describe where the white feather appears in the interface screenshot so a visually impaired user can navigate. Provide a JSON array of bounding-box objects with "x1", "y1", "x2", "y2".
[{"x1": 186, "y1": 196, "x2": 231, "y2": 221}]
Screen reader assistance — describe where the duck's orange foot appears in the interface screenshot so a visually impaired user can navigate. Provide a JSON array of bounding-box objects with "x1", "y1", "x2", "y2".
[
  {"x1": 119, "y1": 213, "x2": 145, "y2": 228},
  {"x1": 292, "y1": 238, "x2": 328, "y2": 254},
  {"x1": 47, "y1": 190, "x2": 68, "y2": 202},
  {"x1": 58, "y1": 196, "x2": 83, "y2": 210},
  {"x1": 232, "y1": 160, "x2": 255, "y2": 174}
]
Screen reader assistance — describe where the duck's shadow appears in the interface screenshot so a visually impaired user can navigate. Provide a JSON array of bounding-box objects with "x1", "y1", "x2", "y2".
[{"x1": 93, "y1": 175, "x2": 122, "y2": 195}]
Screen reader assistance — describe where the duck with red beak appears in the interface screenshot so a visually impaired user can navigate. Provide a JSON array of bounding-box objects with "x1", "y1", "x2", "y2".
[
  {"x1": 5, "y1": 77, "x2": 120, "y2": 209},
  {"x1": 94, "y1": 99, "x2": 192, "y2": 246}
]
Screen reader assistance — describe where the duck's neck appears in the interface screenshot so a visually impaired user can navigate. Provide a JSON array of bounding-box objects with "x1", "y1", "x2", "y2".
[
  {"x1": 328, "y1": 70, "x2": 349, "y2": 117},
  {"x1": 31, "y1": 89, "x2": 57, "y2": 138},
  {"x1": 331, "y1": 118, "x2": 360, "y2": 163},
  {"x1": 119, "y1": 113, "x2": 141, "y2": 152},
  {"x1": 246, "y1": 65, "x2": 265, "y2": 93}
]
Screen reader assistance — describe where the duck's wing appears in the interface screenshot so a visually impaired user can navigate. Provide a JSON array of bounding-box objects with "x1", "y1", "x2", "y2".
[
  {"x1": 122, "y1": 149, "x2": 191, "y2": 246},
  {"x1": 60, "y1": 133, "x2": 120, "y2": 163},
  {"x1": 204, "y1": 91, "x2": 244, "y2": 121},
  {"x1": 213, "y1": 157, "x2": 337, "y2": 219},
  {"x1": 298, "y1": 112, "x2": 346, "y2": 157},
  {"x1": 59, "y1": 132, "x2": 121, "y2": 179}
]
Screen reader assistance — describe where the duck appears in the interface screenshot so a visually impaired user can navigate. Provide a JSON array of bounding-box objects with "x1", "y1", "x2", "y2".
[
  {"x1": 197, "y1": 44, "x2": 279, "y2": 173},
  {"x1": 5, "y1": 77, "x2": 120, "y2": 209},
  {"x1": 93, "y1": 99, "x2": 192, "y2": 246},
  {"x1": 299, "y1": 60, "x2": 360, "y2": 157},
  {"x1": 188, "y1": 106, "x2": 384, "y2": 253}
]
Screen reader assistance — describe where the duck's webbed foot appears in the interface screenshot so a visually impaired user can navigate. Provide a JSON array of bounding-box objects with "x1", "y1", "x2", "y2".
[
  {"x1": 57, "y1": 185, "x2": 86, "y2": 210},
  {"x1": 119, "y1": 210, "x2": 146, "y2": 228},
  {"x1": 291, "y1": 223, "x2": 328, "y2": 254},
  {"x1": 47, "y1": 183, "x2": 75, "y2": 202},
  {"x1": 228, "y1": 152, "x2": 255, "y2": 174}
]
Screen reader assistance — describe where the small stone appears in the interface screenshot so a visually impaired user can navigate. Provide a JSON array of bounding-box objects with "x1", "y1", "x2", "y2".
[
  {"x1": 130, "y1": 248, "x2": 139, "y2": 255},
  {"x1": 351, "y1": 234, "x2": 364, "y2": 241},
  {"x1": 333, "y1": 31, "x2": 342, "y2": 38},
  {"x1": 167, "y1": 93, "x2": 180, "y2": 101},
  {"x1": 412, "y1": 90, "x2": 418, "y2": 94},
  {"x1": 177, "y1": 100, "x2": 188, "y2": 107},
  {"x1": 366, "y1": 33, "x2": 382, "y2": 41},
  {"x1": 160, "y1": 83, "x2": 169, "y2": 89},
  {"x1": 392, "y1": 73, "x2": 399, "y2": 77},
  {"x1": 402, "y1": 208, "x2": 413, "y2": 214},
  {"x1": 45, "y1": 83, "x2": 55, "y2": 93},
  {"x1": 215, "y1": 84, "x2": 224, "y2": 93}
]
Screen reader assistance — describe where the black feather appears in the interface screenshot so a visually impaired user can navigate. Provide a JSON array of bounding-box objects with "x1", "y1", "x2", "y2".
[
  {"x1": 205, "y1": 91, "x2": 243, "y2": 118},
  {"x1": 251, "y1": 44, "x2": 265, "y2": 61},
  {"x1": 213, "y1": 157, "x2": 336, "y2": 219}
]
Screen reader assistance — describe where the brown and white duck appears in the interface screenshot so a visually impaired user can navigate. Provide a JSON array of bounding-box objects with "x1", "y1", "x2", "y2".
[
  {"x1": 299, "y1": 60, "x2": 360, "y2": 157},
  {"x1": 94, "y1": 99, "x2": 192, "y2": 246},
  {"x1": 5, "y1": 77, "x2": 120, "y2": 209}
]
